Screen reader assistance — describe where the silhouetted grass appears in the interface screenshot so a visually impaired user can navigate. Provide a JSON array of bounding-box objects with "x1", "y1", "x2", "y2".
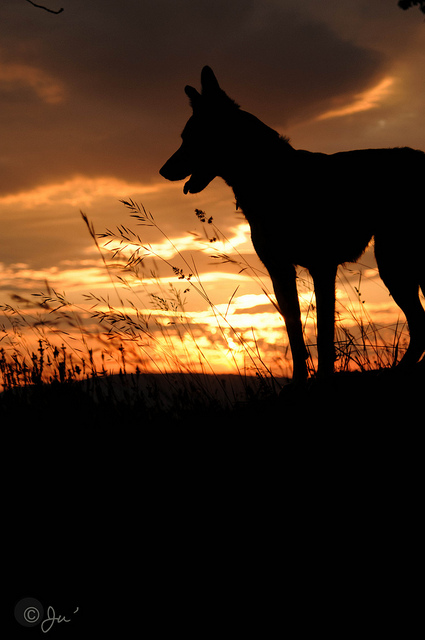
[{"x1": 0, "y1": 200, "x2": 422, "y2": 424}]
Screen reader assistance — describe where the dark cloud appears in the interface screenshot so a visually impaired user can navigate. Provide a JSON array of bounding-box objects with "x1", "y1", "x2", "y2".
[{"x1": 0, "y1": 0, "x2": 387, "y2": 195}]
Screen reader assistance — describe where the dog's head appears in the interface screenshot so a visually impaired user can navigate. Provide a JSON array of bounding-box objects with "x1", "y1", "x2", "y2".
[{"x1": 159, "y1": 66, "x2": 239, "y2": 194}]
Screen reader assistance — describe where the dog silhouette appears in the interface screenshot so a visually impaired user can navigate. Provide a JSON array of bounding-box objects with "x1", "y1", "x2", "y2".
[{"x1": 160, "y1": 66, "x2": 425, "y2": 380}]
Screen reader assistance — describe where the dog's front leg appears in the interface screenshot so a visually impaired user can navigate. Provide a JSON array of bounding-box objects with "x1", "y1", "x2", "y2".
[
  {"x1": 311, "y1": 266, "x2": 337, "y2": 377},
  {"x1": 269, "y1": 265, "x2": 308, "y2": 382}
]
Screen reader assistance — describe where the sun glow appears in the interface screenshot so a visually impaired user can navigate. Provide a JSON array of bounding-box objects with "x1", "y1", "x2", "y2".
[{"x1": 0, "y1": 180, "x2": 414, "y2": 384}]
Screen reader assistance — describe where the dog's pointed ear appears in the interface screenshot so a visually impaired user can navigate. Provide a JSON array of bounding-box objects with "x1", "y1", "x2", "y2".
[
  {"x1": 201, "y1": 66, "x2": 221, "y2": 96},
  {"x1": 185, "y1": 85, "x2": 202, "y2": 109}
]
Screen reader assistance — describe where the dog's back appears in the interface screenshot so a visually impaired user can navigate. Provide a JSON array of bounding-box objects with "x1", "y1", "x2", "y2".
[{"x1": 237, "y1": 143, "x2": 425, "y2": 272}]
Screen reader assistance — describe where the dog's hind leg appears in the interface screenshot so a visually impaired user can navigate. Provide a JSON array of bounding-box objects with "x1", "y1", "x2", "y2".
[
  {"x1": 375, "y1": 238, "x2": 425, "y2": 367},
  {"x1": 269, "y1": 264, "x2": 308, "y2": 382}
]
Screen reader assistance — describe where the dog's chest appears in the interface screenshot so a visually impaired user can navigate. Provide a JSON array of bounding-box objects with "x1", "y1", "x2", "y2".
[{"x1": 244, "y1": 202, "x2": 372, "y2": 270}]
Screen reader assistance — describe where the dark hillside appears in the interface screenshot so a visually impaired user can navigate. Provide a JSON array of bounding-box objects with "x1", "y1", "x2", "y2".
[{"x1": 2, "y1": 366, "x2": 423, "y2": 428}]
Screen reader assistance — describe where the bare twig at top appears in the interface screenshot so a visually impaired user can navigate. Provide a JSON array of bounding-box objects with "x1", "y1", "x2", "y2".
[{"x1": 25, "y1": 0, "x2": 64, "y2": 14}]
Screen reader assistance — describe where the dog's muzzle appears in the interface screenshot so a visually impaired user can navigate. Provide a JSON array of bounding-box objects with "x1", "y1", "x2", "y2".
[{"x1": 182, "y1": 172, "x2": 215, "y2": 194}]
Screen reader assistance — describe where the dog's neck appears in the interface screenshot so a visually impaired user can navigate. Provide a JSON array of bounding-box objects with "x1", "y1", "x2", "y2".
[{"x1": 218, "y1": 110, "x2": 294, "y2": 203}]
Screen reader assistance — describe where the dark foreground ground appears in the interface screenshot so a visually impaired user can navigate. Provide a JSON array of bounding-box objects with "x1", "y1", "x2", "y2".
[
  {"x1": 1, "y1": 364, "x2": 424, "y2": 426},
  {"x1": 4, "y1": 366, "x2": 423, "y2": 637}
]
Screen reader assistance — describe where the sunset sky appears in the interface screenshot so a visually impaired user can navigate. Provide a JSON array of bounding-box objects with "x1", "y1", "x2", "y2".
[{"x1": 1, "y1": 0, "x2": 424, "y2": 378}]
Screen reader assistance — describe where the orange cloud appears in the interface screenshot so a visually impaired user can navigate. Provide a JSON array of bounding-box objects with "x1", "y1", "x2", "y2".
[
  {"x1": 0, "y1": 176, "x2": 165, "y2": 209},
  {"x1": 0, "y1": 59, "x2": 65, "y2": 104},
  {"x1": 316, "y1": 76, "x2": 395, "y2": 121}
]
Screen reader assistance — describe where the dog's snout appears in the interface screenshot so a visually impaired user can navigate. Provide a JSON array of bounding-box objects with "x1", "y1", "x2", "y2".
[
  {"x1": 159, "y1": 156, "x2": 175, "y2": 179},
  {"x1": 159, "y1": 163, "x2": 168, "y2": 178},
  {"x1": 160, "y1": 146, "x2": 192, "y2": 182}
]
